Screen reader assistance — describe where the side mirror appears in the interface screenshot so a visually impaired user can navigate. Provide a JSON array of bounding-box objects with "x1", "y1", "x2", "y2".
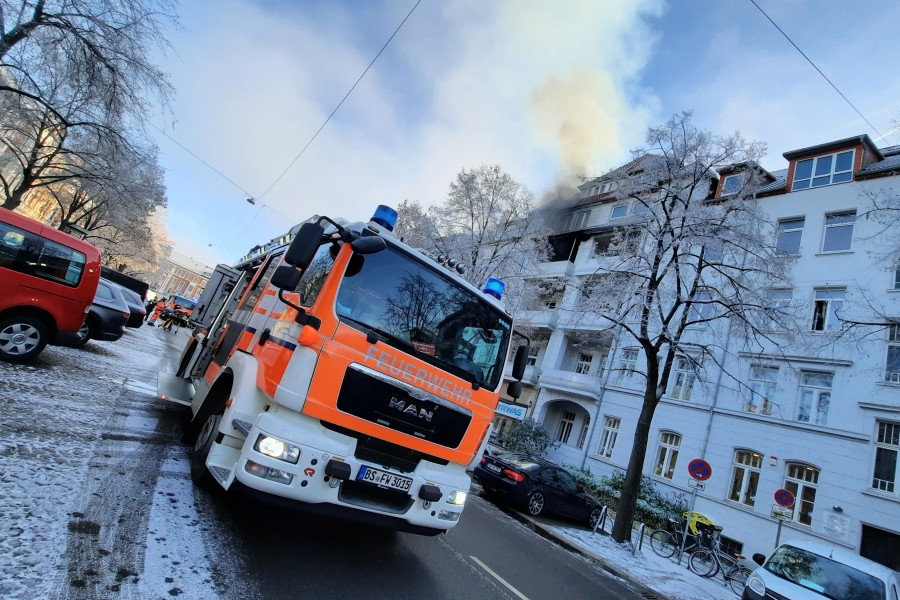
[
  {"x1": 506, "y1": 380, "x2": 522, "y2": 399},
  {"x1": 511, "y1": 345, "x2": 529, "y2": 380},
  {"x1": 271, "y1": 265, "x2": 302, "y2": 291},
  {"x1": 285, "y1": 222, "x2": 325, "y2": 268},
  {"x1": 752, "y1": 552, "x2": 766, "y2": 566},
  {"x1": 350, "y1": 236, "x2": 386, "y2": 254}
]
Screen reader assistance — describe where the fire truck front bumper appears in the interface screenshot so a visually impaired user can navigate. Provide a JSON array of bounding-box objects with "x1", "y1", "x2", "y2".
[{"x1": 205, "y1": 411, "x2": 470, "y2": 535}]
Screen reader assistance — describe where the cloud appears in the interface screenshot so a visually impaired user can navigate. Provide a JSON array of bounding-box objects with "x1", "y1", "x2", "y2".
[{"x1": 156, "y1": 0, "x2": 665, "y2": 261}]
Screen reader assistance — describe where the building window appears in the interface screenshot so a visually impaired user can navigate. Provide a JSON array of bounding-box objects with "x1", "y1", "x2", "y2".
[
  {"x1": 776, "y1": 218, "x2": 804, "y2": 255},
  {"x1": 689, "y1": 289, "x2": 714, "y2": 322},
  {"x1": 576, "y1": 418, "x2": 590, "y2": 450},
  {"x1": 811, "y1": 288, "x2": 845, "y2": 331},
  {"x1": 792, "y1": 150, "x2": 854, "y2": 190},
  {"x1": 798, "y1": 371, "x2": 832, "y2": 425},
  {"x1": 728, "y1": 450, "x2": 762, "y2": 507},
  {"x1": 670, "y1": 356, "x2": 698, "y2": 401},
  {"x1": 886, "y1": 323, "x2": 900, "y2": 384},
  {"x1": 894, "y1": 265, "x2": 900, "y2": 290},
  {"x1": 654, "y1": 431, "x2": 681, "y2": 479},
  {"x1": 616, "y1": 348, "x2": 639, "y2": 384},
  {"x1": 564, "y1": 210, "x2": 590, "y2": 231},
  {"x1": 873, "y1": 420, "x2": 899, "y2": 494},
  {"x1": 597, "y1": 417, "x2": 620, "y2": 458},
  {"x1": 526, "y1": 345, "x2": 540, "y2": 367},
  {"x1": 764, "y1": 289, "x2": 793, "y2": 330},
  {"x1": 719, "y1": 536, "x2": 744, "y2": 559},
  {"x1": 784, "y1": 463, "x2": 819, "y2": 526},
  {"x1": 721, "y1": 174, "x2": 744, "y2": 196},
  {"x1": 610, "y1": 205, "x2": 629, "y2": 220},
  {"x1": 747, "y1": 365, "x2": 777, "y2": 414},
  {"x1": 822, "y1": 210, "x2": 855, "y2": 252},
  {"x1": 575, "y1": 353, "x2": 593, "y2": 375},
  {"x1": 594, "y1": 232, "x2": 614, "y2": 255},
  {"x1": 556, "y1": 410, "x2": 575, "y2": 444}
]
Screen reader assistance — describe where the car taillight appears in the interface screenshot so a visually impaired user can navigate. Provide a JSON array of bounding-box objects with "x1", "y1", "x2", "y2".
[
  {"x1": 502, "y1": 469, "x2": 524, "y2": 482},
  {"x1": 123, "y1": 312, "x2": 130, "y2": 318}
]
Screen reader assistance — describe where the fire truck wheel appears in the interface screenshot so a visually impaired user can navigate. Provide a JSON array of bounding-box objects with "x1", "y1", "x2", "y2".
[{"x1": 191, "y1": 412, "x2": 223, "y2": 487}]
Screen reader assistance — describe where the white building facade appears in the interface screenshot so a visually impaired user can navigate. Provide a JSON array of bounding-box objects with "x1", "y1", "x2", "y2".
[{"x1": 507, "y1": 134, "x2": 900, "y2": 569}]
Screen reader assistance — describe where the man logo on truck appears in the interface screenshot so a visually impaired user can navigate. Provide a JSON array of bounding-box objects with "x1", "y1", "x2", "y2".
[{"x1": 388, "y1": 397, "x2": 434, "y2": 423}]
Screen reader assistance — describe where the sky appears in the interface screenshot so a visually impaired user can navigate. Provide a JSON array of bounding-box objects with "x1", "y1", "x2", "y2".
[{"x1": 150, "y1": 0, "x2": 900, "y2": 269}]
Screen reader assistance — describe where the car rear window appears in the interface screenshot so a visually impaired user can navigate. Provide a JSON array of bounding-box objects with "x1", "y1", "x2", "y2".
[
  {"x1": 765, "y1": 545, "x2": 885, "y2": 600},
  {"x1": 96, "y1": 282, "x2": 115, "y2": 301}
]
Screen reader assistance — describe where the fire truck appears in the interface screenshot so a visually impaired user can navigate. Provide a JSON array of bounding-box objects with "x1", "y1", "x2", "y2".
[{"x1": 164, "y1": 206, "x2": 528, "y2": 535}]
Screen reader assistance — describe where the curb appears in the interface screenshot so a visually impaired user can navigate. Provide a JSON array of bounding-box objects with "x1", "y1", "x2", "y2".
[{"x1": 475, "y1": 490, "x2": 673, "y2": 600}]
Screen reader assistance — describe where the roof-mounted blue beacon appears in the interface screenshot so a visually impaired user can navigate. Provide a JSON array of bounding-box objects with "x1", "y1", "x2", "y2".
[
  {"x1": 483, "y1": 278, "x2": 505, "y2": 300},
  {"x1": 371, "y1": 205, "x2": 398, "y2": 232}
]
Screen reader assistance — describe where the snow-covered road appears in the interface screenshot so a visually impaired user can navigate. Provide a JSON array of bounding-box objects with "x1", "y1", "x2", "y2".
[{"x1": 0, "y1": 326, "x2": 252, "y2": 599}]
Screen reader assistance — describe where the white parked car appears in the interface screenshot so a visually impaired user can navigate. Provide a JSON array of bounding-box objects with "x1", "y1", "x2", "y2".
[{"x1": 742, "y1": 538, "x2": 899, "y2": 600}]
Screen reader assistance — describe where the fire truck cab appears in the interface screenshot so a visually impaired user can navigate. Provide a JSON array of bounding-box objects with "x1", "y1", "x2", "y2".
[{"x1": 170, "y1": 206, "x2": 527, "y2": 535}]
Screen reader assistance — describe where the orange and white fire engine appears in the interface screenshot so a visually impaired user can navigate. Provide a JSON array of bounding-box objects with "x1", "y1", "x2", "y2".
[{"x1": 166, "y1": 206, "x2": 528, "y2": 535}]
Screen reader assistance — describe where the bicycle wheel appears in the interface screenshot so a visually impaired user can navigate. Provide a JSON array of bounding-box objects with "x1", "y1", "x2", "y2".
[
  {"x1": 728, "y1": 566, "x2": 753, "y2": 595},
  {"x1": 688, "y1": 549, "x2": 719, "y2": 578},
  {"x1": 650, "y1": 530, "x2": 678, "y2": 558}
]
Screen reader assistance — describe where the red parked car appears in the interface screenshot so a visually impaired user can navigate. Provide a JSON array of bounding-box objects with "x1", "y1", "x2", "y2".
[{"x1": 0, "y1": 208, "x2": 101, "y2": 362}]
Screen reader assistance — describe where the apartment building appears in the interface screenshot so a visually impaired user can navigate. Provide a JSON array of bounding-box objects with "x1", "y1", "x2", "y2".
[
  {"x1": 150, "y1": 249, "x2": 212, "y2": 300},
  {"x1": 503, "y1": 134, "x2": 900, "y2": 569}
]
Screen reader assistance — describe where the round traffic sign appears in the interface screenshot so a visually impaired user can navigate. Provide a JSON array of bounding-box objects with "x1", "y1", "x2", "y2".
[
  {"x1": 774, "y1": 488, "x2": 795, "y2": 507},
  {"x1": 688, "y1": 459, "x2": 712, "y2": 481}
]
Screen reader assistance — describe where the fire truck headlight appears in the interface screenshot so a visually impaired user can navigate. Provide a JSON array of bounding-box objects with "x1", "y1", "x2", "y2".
[
  {"x1": 254, "y1": 435, "x2": 301, "y2": 464},
  {"x1": 447, "y1": 490, "x2": 467, "y2": 506}
]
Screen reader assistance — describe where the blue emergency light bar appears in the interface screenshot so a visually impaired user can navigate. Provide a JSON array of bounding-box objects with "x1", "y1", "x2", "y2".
[
  {"x1": 483, "y1": 278, "x2": 505, "y2": 300},
  {"x1": 371, "y1": 205, "x2": 398, "y2": 231}
]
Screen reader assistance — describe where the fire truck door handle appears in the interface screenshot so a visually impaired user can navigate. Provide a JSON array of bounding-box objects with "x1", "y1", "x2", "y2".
[{"x1": 258, "y1": 329, "x2": 270, "y2": 346}]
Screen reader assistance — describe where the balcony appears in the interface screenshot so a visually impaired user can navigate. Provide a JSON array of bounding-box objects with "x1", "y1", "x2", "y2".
[
  {"x1": 538, "y1": 368, "x2": 604, "y2": 400},
  {"x1": 516, "y1": 309, "x2": 559, "y2": 332},
  {"x1": 503, "y1": 363, "x2": 540, "y2": 385}
]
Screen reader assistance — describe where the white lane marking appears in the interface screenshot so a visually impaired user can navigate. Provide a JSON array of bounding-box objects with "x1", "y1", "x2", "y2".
[{"x1": 469, "y1": 555, "x2": 530, "y2": 600}]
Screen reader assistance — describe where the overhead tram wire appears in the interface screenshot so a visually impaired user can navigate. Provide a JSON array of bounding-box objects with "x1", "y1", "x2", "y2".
[
  {"x1": 748, "y1": 0, "x2": 883, "y2": 138},
  {"x1": 151, "y1": 123, "x2": 257, "y2": 200},
  {"x1": 256, "y1": 0, "x2": 424, "y2": 201}
]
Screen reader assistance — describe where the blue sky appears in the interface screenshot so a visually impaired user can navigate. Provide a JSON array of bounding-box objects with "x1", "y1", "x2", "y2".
[{"x1": 151, "y1": 0, "x2": 900, "y2": 268}]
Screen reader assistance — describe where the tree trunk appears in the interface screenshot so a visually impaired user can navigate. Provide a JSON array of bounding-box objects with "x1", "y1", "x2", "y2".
[{"x1": 610, "y1": 387, "x2": 658, "y2": 543}]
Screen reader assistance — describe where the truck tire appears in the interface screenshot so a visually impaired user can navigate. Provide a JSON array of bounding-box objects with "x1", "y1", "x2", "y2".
[
  {"x1": 191, "y1": 412, "x2": 223, "y2": 488},
  {"x1": 0, "y1": 315, "x2": 49, "y2": 362}
]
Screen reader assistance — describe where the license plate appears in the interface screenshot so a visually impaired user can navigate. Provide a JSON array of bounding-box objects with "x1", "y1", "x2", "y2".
[
  {"x1": 357, "y1": 465, "x2": 413, "y2": 492},
  {"x1": 486, "y1": 463, "x2": 502, "y2": 473}
]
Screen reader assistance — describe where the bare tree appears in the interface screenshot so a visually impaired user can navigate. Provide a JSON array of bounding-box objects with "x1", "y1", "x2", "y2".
[
  {"x1": 567, "y1": 113, "x2": 797, "y2": 543},
  {"x1": 0, "y1": 0, "x2": 176, "y2": 209},
  {"x1": 396, "y1": 163, "x2": 550, "y2": 319}
]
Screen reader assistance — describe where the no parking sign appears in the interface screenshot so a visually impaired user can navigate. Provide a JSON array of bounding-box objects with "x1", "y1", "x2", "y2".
[{"x1": 688, "y1": 458, "x2": 712, "y2": 481}]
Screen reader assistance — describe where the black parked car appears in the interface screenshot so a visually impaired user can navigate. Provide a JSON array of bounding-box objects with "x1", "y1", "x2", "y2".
[
  {"x1": 474, "y1": 453, "x2": 602, "y2": 528},
  {"x1": 74, "y1": 278, "x2": 130, "y2": 347},
  {"x1": 111, "y1": 282, "x2": 146, "y2": 328}
]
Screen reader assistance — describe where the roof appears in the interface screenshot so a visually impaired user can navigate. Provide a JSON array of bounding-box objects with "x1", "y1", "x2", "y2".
[
  {"x1": 755, "y1": 168, "x2": 787, "y2": 195},
  {"x1": 782, "y1": 134, "x2": 883, "y2": 161},
  {"x1": 779, "y1": 539, "x2": 897, "y2": 581},
  {"x1": 857, "y1": 153, "x2": 900, "y2": 177}
]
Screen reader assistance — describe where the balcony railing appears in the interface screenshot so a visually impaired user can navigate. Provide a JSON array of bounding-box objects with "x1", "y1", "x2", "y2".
[{"x1": 538, "y1": 368, "x2": 605, "y2": 399}]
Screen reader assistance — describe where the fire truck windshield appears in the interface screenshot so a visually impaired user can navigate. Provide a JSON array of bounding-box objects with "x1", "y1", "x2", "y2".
[{"x1": 335, "y1": 246, "x2": 512, "y2": 389}]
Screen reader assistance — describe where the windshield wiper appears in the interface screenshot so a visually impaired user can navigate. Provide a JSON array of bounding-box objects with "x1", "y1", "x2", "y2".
[{"x1": 339, "y1": 316, "x2": 421, "y2": 357}]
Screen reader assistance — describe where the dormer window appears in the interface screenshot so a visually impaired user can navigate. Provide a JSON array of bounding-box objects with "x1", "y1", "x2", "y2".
[
  {"x1": 721, "y1": 174, "x2": 744, "y2": 196},
  {"x1": 792, "y1": 150, "x2": 854, "y2": 190}
]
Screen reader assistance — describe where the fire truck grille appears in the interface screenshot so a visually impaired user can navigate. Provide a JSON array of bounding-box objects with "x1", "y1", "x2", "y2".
[
  {"x1": 321, "y1": 421, "x2": 449, "y2": 473},
  {"x1": 338, "y1": 480, "x2": 415, "y2": 514},
  {"x1": 336, "y1": 365, "x2": 472, "y2": 448}
]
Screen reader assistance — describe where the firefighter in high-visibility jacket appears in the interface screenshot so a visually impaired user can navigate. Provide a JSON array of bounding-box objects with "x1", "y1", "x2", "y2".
[{"x1": 149, "y1": 298, "x2": 167, "y2": 326}]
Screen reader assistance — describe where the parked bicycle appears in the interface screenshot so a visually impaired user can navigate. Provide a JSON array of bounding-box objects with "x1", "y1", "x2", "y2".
[
  {"x1": 649, "y1": 517, "x2": 713, "y2": 559},
  {"x1": 688, "y1": 528, "x2": 753, "y2": 596}
]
